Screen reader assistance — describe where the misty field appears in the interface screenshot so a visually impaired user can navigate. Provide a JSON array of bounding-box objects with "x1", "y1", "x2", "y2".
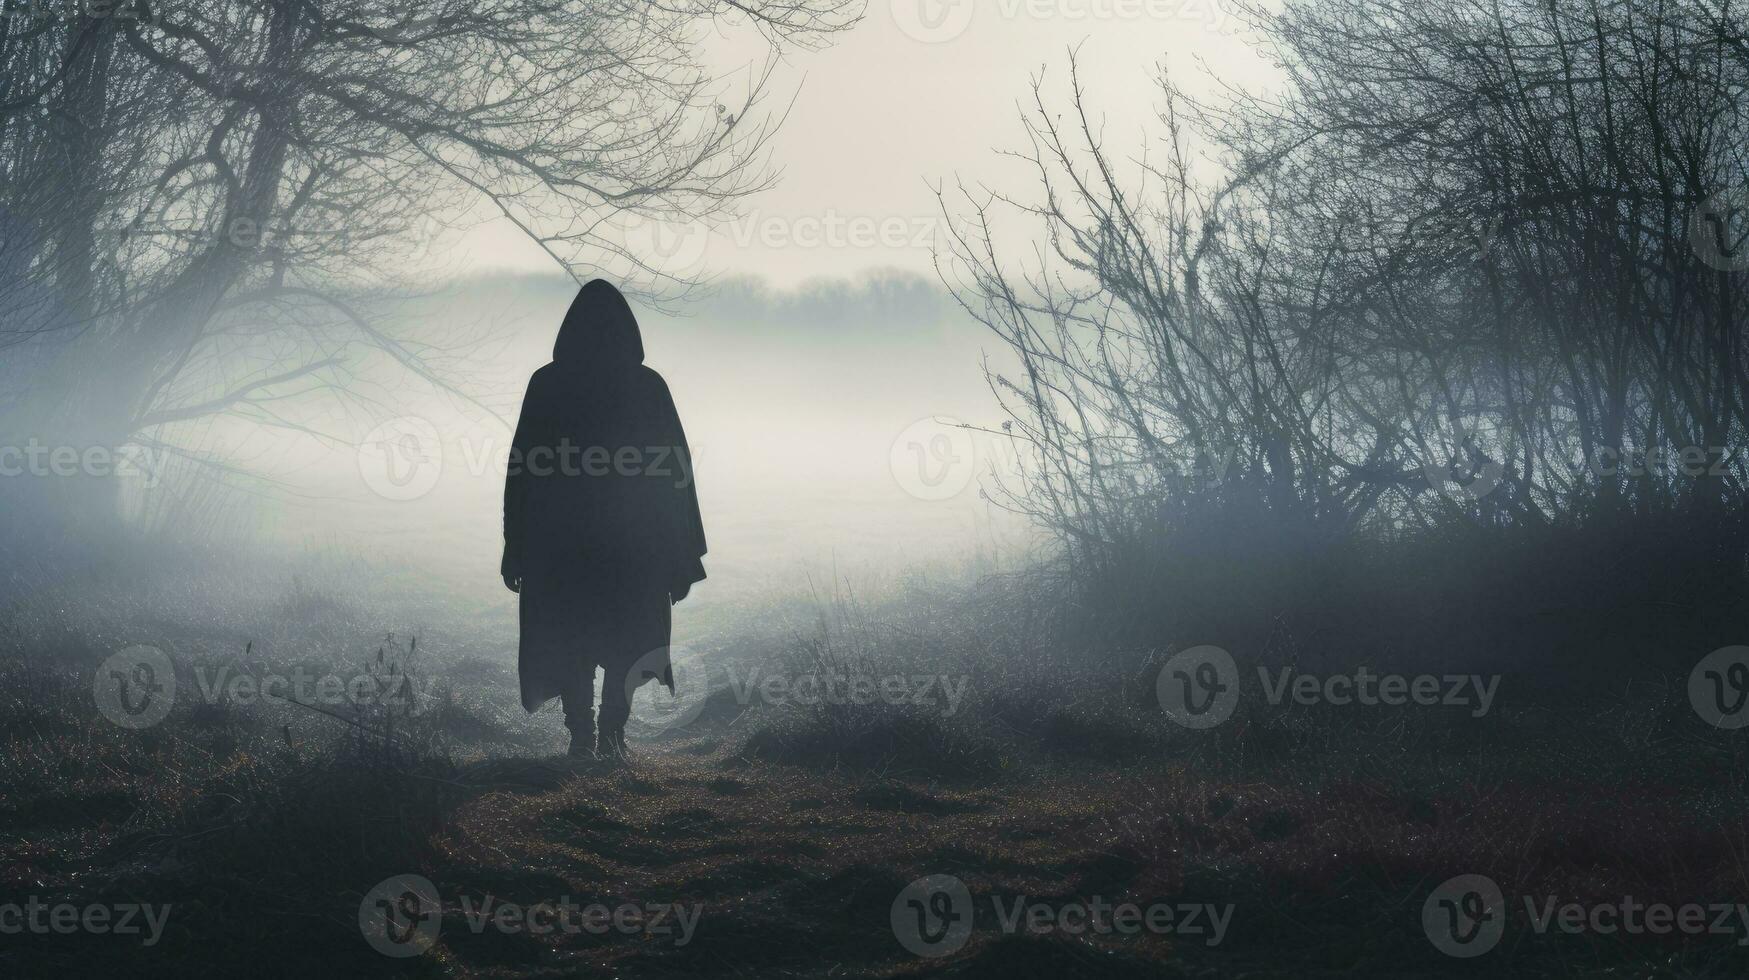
[
  {"x1": 3, "y1": 557, "x2": 1745, "y2": 979},
  {"x1": 15, "y1": 0, "x2": 1749, "y2": 975}
]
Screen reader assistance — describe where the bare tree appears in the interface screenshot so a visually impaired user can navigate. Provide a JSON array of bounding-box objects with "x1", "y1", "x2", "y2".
[
  {"x1": 0, "y1": 0, "x2": 859, "y2": 541},
  {"x1": 943, "y1": 0, "x2": 1749, "y2": 606}
]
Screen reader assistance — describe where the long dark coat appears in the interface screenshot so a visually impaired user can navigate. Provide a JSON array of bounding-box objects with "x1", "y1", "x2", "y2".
[{"x1": 502, "y1": 280, "x2": 707, "y2": 713}]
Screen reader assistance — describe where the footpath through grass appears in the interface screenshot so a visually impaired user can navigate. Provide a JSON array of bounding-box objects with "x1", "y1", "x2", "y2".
[{"x1": 2, "y1": 568, "x2": 1746, "y2": 977}]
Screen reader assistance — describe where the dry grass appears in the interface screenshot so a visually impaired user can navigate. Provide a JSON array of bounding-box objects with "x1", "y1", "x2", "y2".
[{"x1": 2, "y1": 565, "x2": 1747, "y2": 977}]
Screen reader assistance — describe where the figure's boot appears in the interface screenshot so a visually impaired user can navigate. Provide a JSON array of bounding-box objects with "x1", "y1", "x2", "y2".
[
  {"x1": 557, "y1": 658, "x2": 601, "y2": 760},
  {"x1": 567, "y1": 720, "x2": 596, "y2": 760},
  {"x1": 563, "y1": 699, "x2": 597, "y2": 760},
  {"x1": 597, "y1": 701, "x2": 630, "y2": 761}
]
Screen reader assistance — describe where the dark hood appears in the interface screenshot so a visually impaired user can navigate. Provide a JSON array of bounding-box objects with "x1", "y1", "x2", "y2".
[{"x1": 554, "y1": 279, "x2": 644, "y2": 367}]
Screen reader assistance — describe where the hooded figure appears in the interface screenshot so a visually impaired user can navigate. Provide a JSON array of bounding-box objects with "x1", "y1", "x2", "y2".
[{"x1": 502, "y1": 280, "x2": 707, "y2": 758}]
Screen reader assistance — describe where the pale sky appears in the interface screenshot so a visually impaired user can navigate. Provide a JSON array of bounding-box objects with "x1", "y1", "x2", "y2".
[{"x1": 450, "y1": 0, "x2": 1274, "y2": 287}]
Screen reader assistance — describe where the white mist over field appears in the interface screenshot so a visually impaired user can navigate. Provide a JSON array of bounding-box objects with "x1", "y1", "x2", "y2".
[{"x1": 132, "y1": 272, "x2": 1033, "y2": 611}]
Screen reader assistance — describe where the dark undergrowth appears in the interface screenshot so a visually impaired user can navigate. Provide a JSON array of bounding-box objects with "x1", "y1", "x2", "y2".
[{"x1": 2, "y1": 559, "x2": 1747, "y2": 977}]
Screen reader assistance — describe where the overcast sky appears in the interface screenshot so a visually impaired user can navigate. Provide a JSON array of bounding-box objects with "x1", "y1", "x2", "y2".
[{"x1": 448, "y1": 1, "x2": 1274, "y2": 287}]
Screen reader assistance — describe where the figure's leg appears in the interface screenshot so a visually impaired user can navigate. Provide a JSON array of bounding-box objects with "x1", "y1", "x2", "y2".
[
  {"x1": 557, "y1": 660, "x2": 597, "y2": 758},
  {"x1": 597, "y1": 658, "x2": 632, "y2": 759}
]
